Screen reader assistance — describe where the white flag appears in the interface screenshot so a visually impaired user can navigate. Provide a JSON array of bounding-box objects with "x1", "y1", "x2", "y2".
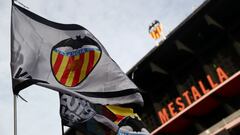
[{"x1": 11, "y1": 3, "x2": 143, "y2": 106}]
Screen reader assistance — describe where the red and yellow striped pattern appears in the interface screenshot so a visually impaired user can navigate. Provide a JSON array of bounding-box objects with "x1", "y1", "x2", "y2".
[
  {"x1": 51, "y1": 49, "x2": 101, "y2": 87},
  {"x1": 150, "y1": 24, "x2": 163, "y2": 40},
  {"x1": 106, "y1": 105, "x2": 140, "y2": 124}
]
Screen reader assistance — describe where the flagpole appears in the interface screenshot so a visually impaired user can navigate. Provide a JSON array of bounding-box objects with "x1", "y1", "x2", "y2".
[
  {"x1": 61, "y1": 124, "x2": 64, "y2": 135},
  {"x1": 11, "y1": 1, "x2": 17, "y2": 134},
  {"x1": 14, "y1": 95, "x2": 17, "y2": 135}
]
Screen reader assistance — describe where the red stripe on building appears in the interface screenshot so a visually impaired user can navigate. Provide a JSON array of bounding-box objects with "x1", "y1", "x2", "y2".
[
  {"x1": 86, "y1": 51, "x2": 95, "y2": 74},
  {"x1": 60, "y1": 56, "x2": 74, "y2": 85},
  {"x1": 71, "y1": 54, "x2": 84, "y2": 86},
  {"x1": 53, "y1": 53, "x2": 64, "y2": 75}
]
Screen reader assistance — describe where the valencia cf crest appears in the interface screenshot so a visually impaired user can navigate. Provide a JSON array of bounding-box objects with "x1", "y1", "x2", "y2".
[{"x1": 51, "y1": 35, "x2": 102, "y2": 87}]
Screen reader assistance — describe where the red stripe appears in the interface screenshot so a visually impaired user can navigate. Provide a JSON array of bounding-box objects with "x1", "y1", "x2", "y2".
[
  {"x1": 60, "y1": 56, "x2": 74, "y2": 85},
  {"x1": 86, "y1": 51, "x2": 95, "y2": 74},
  {"x1": 102, "y1": 106, "x2": 117, "y2": 121},
  {"x1": 71, "y1": 54, "x2": 84, "y2": 86},
  {"x1": 115, "y1": 114, "x2": 125, "y2": 122},
  {"x1": 53, "y1": 53, "x2": 63, "y2": 75}
]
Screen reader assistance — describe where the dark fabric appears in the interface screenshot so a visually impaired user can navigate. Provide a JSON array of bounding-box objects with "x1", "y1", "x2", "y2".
[
  {"x1": 13, "y1": 3, "x2": 86, "y2": 30},
  {"x1": 118, "y1": 116, "x2": 146, "y2": 132},
  {"x1": 79, "y1": 89, "x2": 140, "y2": 98},
  {"x1": 13, "y1": 79, "x2": 48, "y2": 95},
  {"x1": 59, "y1": 93, "x2": 118, "y2": 135}
]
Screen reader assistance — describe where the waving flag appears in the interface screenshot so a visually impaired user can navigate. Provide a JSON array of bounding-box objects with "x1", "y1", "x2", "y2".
[
  {"x1": 11, "y1": 3, "x2": 143, "y2": 105},
  {"x1": 148, "y1": 20, "x2": 166, "y2": 43},
  {"x1": 11, "y1": 2, "x2": 145, "y2": 134}
]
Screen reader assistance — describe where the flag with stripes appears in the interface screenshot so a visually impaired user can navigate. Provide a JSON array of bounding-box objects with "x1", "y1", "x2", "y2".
[
  {"x1": 11, "y1": 2, "x2": 144, "y2": 134},
  {"x1": 149, "y1": 20, "x2": 163, "y2": 40},
  {"x1": 51, "y1": 36, "x2": 101, "y2": 87},
  {"x1": 11, "y1": 2, "x2": 143, "y2": 106}
]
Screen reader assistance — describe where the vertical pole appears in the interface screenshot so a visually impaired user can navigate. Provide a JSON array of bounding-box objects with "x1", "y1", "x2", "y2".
[
  {"x1": 11, "y1": 1, "x2": 16, "y2": 133},
  {"x1": 61, "y1": 124, "x2": 64, "y2": 135},
  {"x1": 14, "y1": 95, "x2": 17, "y2": 135}
]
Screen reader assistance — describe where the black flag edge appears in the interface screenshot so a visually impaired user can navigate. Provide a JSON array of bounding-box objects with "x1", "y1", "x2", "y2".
[
  {"x1": 13, "y1": 3, "x2": 86, "y2": 30},
  {"x1": 11, "y1": 2, "x2": 144, "y2": 100},
  {"x1": 79, "y1": 89, "x2": 140, "y2": 98}
]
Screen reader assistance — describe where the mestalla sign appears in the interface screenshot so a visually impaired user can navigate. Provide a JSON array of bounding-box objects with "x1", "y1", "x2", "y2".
[{"x1": 158, "y1": 66, "x2": 229, "y2": 125}]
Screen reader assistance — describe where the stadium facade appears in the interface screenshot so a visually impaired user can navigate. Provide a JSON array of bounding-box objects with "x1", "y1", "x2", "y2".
[
  {"x1": 65, "y1": 0, "x2": 240, "y2": 134},
  {"x1": 127, "y1": 0, "x2": 240, "y2": 134}
]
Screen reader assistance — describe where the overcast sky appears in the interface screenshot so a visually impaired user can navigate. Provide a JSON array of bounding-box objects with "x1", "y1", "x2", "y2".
[{"x1": 0, "y1": 0, "x2": 204, "y2": 135}]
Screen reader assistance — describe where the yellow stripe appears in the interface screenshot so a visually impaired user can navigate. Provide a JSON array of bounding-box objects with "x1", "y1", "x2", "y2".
[
  {"x1": 55, "y1": 55, "x2": 69, "y2": 81},
  {"x1": 151, "y1": 32, "x2": 156, "y2": 39},
  {"x1": 93, "y1": 51, "x2": 101, "y2": 65},
  {"x1": 79, "y1": 52, "x2": 89, "y2": 82},
  {"x1": 106, "y1": 105, "x2": 141, "y2": 124},
  {"x1": 106, "y1": 105, "x2": 134, "y2": 116},
  {"x1": 154, "y1": 29, "x2": 160, "y2": 39},
  {"x1": 51, "y1": 51, "x2": 58, "y2": 66},
  {"x1": 65, "y1": 56, "x2": 80, "y2": 87},
  {"x1": 150, "y1": 32, "x2": 154, "y2": 39}
]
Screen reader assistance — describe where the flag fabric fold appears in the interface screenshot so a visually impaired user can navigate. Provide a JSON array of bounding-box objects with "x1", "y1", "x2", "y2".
[
  {"x1": 11, "y1": 3, "x2": 143, "y2": 106},
  {"x1": 11, "y1": 2, "x2": 145, "y2": 134}
]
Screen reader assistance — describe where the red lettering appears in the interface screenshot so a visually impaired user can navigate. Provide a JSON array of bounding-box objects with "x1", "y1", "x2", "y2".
[
  {"x1": 216, "y1": 67, "x2": 229, "y2": 83},
  {"x1": 159, "y1": 67, "x2": 230, "y2": 124},
  {"x1": 191, "y1": 86, "x2": 202, "y2": 101},
  {"x1": 158, "y1": 108, "x2": 170, "y2": 124},
  {"x1": 207, "y1": 75, "x2": 218, "y2": 89},
  {"x1": 182, "y1": 91, "x2": 192, "y2": 105},
  {"x1": 176, "y1": 97, "x2": 185, "y2": 111},
  {"x1": 168, "y1": 102, "x2": 177, "y2": 117},
  {"x1": 198, "y1": 80, "x2": 210, "y2": 94}
]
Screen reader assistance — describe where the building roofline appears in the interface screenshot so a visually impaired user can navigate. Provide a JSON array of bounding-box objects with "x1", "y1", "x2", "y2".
[{"x1": 127, "y1": 0, "x2": 211, "y2": 75}]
